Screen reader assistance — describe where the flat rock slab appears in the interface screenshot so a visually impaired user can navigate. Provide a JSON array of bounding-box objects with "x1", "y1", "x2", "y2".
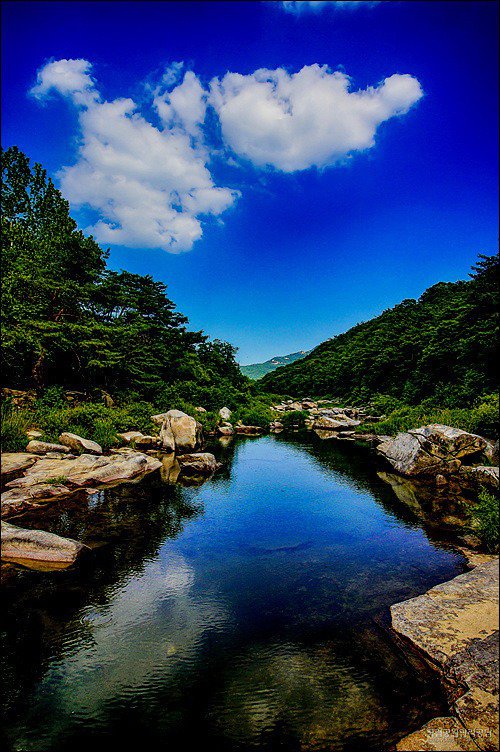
[
  {"x1": 396, "y1": 716, "x2": 481, "y2": 751},
  {"x1": 1, "y1": 521, "x2": 86, "y2": 570},
  {"x1": 1, "y1": 453, "x2": 40, "y2": 480},
  {"x1": 1, "y1": 452, "x2": 162, "y2": 518},
  {"x1": 392, "y1": 559, "x2": 499, "y2": 751},
  {"x1": 26, "y1": 440, "x2": 70, "y2": 455}
]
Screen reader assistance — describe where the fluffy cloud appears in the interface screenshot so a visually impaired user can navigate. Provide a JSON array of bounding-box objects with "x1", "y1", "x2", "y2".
[
  {"x1": 282, "y1": 1, "x2": 379, "y2": 13},
  {"x1": 210, "y1": 65, "x2": 423, "y2": 172},
  {"x1": 30, "y1": 59, "x2": 238, "y2": 252},
  {"x1": 31, "y1": 58, "x2": 422, "y2": 250}
]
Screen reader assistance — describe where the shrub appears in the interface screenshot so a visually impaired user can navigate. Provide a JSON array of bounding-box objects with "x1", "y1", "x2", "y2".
[
  {"x1": 233, "y1": 402, "x2": 273, "y2": 429},
  {"x1": 281, "y1": 410, "x2": 308, "y2": 430},
  {"x1": 1, "y1": 400, "x2": 30, "y2": 452},
  {"x1": 471, "y1": 490, "x2": 499, "y2": 552}
]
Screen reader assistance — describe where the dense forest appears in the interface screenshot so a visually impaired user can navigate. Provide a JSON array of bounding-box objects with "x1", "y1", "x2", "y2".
[
  {"x1": 1, "y1": 146, "x2": 250, "y2": 410},
  {"x1": 261, "y1": 253, "x2": 499, "y2": 407}
]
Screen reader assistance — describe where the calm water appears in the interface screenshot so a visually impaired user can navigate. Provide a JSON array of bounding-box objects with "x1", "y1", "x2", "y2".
[{"x1": 1, "y1": 435, "x2": 467, "y2": 752}]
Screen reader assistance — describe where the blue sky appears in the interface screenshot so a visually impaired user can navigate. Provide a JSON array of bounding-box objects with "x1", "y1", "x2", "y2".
[{"x1": 2, "y1": 1, "x2": 498, "y2": 364}]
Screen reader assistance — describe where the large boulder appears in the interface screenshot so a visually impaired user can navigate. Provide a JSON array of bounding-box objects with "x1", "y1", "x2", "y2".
[
  {"x1": 59, "y1": 432, "x2": 102, "y2": 455},
  {"x1": 459, "y1": 465, "x2": 499, "y2": 491},
  {"x1": 1, "y1": 521, "x2": 86, "y2": 569},
  {"x1": 177, "y1": 453, "x2": 217, "y2": 476},
  {"x1": 26, "y1": 440, "x2": 70, "y2": 455},
  {"x1": 392, "y1": 560, "x2": 499, "y2": 752},
  {"x1": 377, "y1": 425, "x2": 487, "y2": 477},
  {"x1": 219, "y1": 406, "x2": 232, "y2": 421},
  {"x1": 157, "y1": 410, "x2": 203, "y2": 453}
]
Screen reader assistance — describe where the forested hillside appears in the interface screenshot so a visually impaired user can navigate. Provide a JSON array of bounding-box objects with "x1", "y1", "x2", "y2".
[
  {"x1": 241, "y1": 350, "x2": 311, "y2": 380},
  {"x1": 1, "y1": 147, "x2": 249, "y2": 409},
  {"x1": 261, "y1": 255, "x2": 498, "y2": 407}
]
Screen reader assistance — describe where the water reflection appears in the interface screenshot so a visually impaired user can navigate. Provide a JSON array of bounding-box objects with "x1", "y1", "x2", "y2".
[{"x1": 1, "y1": 435, "x2": 466, "y2": 751}]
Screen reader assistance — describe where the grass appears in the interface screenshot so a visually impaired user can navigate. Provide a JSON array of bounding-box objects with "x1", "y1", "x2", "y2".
[
  {"x1": 42, "y1": 476, "x2": 69, "y2": 486},
  {"x1": 470, "y1": 490, "x2": 499, "y2": 552},
  {"x1": 356, "y1": 395, "x2": 498, "y2": 439}
]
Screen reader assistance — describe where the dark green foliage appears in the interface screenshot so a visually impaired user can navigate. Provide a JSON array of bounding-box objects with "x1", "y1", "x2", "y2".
[
  {"x1": 281, "y1": 410, "x2": 308, "y2": 430},
  {"x1": 471, "y1": 490, "x2": 499, "y2": 552},
  {"x1": 261, "y1": 254, "x2": 499, "y2": 408},
  {"x1": 1, "y1": 147, "x2": 247, "y2": 401}
]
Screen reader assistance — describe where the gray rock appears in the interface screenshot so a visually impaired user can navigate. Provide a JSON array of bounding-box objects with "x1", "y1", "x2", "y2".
[
  {"x1": 1, "y1": 521, "x2": 86, "y2": 570},
  {"x1": 392, "y1": 559, "x2": 499, "y2": 752},
  {"x1": 1, "y1": 453, "x2": 40, "y2": 480},
  {"x1": 26, "y1": 440, "x2": 70, "y2": 455},
  {"x1": 377, "y1": 425, "x2": 487, "y2": 477},
  {"x1": 219, "y1": 406, "x2": 232, "y2": 421},
  {"x1": 177, "y1": 452, "x2": 217, "y2": 476},
  {"x1": 59, "y1": 432, "x2": 102, "y2": 455}
]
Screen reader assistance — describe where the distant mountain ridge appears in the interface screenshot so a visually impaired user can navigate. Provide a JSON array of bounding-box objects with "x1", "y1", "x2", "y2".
[{"x1": 241, "y1": 350, "x2": 312, "y2": 380}]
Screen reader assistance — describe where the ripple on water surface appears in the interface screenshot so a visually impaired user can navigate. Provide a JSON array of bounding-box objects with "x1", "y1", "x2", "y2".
[{"x1": 1, "y1": 435, "x2": 466, "y2": 751}]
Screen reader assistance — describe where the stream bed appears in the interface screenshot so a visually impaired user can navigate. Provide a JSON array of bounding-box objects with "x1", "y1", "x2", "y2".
[{"x1": 1, "y1": 435, "x2": 467, "y2": 751}]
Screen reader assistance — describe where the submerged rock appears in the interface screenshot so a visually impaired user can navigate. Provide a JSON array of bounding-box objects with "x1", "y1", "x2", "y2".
[
  {"x1": 1, "y1": 521, "x2": 86, "y2": 570},
  {"x1": 377, "y1": 425, "x2": 488, "y2": 477},
  {"x1": 59, "y1": 432, "x2": 103, "y2": 455},
  {"x1": 396, "y1": 716, "x2": 480, "y2": 750}
]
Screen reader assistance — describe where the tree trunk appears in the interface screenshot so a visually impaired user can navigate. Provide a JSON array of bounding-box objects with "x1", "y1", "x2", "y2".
[{"x1": 32, "y1": 350, "x2": 47, "y2": 389}]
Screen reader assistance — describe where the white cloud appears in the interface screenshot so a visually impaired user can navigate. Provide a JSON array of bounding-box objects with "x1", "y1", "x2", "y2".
[
  {"x1": 30, "y1": 58, "x2": 423, "y2": 250},
  {"x1": 282, "y1": 1, "x2": 379, "y2": 13},
  {"x1": 210, "y1": 65, "x2": 423, "y2": 172},
  {"x1": 30, "y1": 59, "x2": 239, "y2": 253},
  {"x1": 30, "y1": 58, "x2": 100, "y2": 107}
]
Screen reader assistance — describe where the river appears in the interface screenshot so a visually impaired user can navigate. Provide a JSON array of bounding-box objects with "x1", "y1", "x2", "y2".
[{"x1": 1, "y1": 434, "x2": 467, "y2": 751}]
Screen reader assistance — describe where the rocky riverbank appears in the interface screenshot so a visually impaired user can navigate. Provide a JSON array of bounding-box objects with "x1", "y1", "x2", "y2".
[
  {"x1": 392, "y1": 557, "x2": 499, "y2": 752},
  {"x1": 0, "y1": 408, "x2": 228, "y2": 569}
]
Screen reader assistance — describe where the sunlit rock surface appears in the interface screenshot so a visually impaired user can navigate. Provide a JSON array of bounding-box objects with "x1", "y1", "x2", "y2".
[
  {"x1": 1, "y1": 521, "x2": 86, "y2": 570},
  {"x1": 392, "y1": 558, "x2": 499, "y2": 752}
]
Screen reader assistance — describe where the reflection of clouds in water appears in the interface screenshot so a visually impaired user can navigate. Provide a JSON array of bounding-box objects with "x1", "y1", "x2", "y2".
[
  {"x1": 35, "y1": 552, "x2": 228, "y2": 730},
  {"x1": 214, "y1": 641, "x2": 388, "y2": 749}
]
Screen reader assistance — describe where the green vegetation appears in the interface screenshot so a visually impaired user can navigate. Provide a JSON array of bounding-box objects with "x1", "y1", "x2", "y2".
[
  {"x1": 241, "y1": 351, "x2": 311, "y2": 380},
  {"x1": 356, "y1": 393, "x2": 498, "y2": 438},
  {"x1": 1, "y1": 146, "x2": 249, "y2": 406},
  {"x1": 470, "y1": 490, "x2": 499, "y2": 552},
  {"x1": 280, "y1": 410, "x2": 308, "y2": 430},
  {"x1": 260, "y1": 254, "x2": 498, "y2": 410},
  {"x1": 42, "y1": 476, "x2": 69, "y2": 486}
]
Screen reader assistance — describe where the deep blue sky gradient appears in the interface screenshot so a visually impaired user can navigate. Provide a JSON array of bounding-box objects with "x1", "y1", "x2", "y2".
[{"x1": 2, "y1": 1, "x2": 498, "y2": 363}]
